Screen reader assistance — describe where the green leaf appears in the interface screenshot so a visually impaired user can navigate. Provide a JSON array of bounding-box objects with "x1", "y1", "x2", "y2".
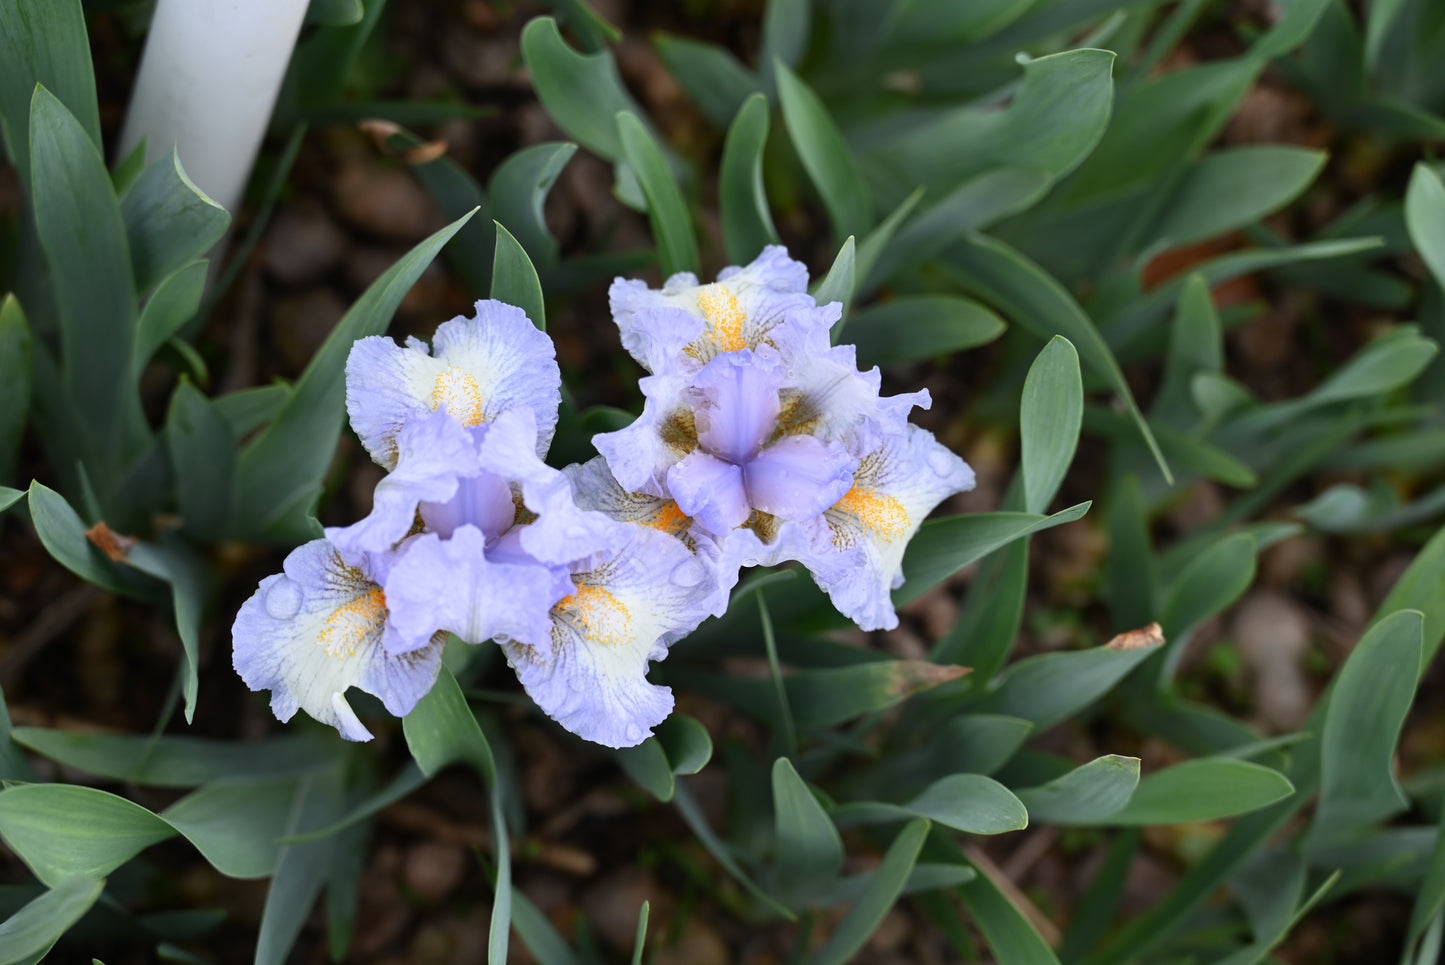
[
  {"x1": 1376, "y1": 524, "x2": 1445, "y2": 665},
  {"x1": 1016, "y1": 755, "x2": 1140, "y2": 825},
  {"x1": 306, "y1": 0, "x2": 363, "y2": 26},
  {"x1": 849, "y1": 295, "x2": 1006, "y2": 369},
  {"x1": 776, "y1": 60, "x2": 871, "y2": 242},
  {"x1": 897, "y1": 502, "x2": 1090, "y2": 606},
  {"x1": 865, "y1": 48, "x2": 1114, "y2": 199},
  {"x1": 235, "y1": 210, "x2": 476, "y2": 540},
  {"x1": 1021, "y1": 336, "x2": 1083, "y2": 515},
  {"x1": 772, "y1": 758, "x2": 844, "y2": 897},
  {"x1": 509, "y1": 885, "x2": 581, "y2": 965},
  {"x1": 25, "y1": 482, "x2": 151, "y2": 598},
  {"x1": 808, "y1": 819, "x2": 927, "y2": 965},
  {"x1": 1307, "y1": 610, "x2": 1423, "y2": 847},
  {"x1": 946, "y1": 234, "x2": 1171, "y2": 482},
  {"x1": 672, "y1": 782, "x2": 795, "y2": 920},
  {"x1": 719, "y1": 93, "x2": 780, "y2": 265},
  {"x1": 164, "y1": 380, "x2": 235, "y2": 541},
  {"x1": 656, "y1": 714, "x2": 712, "y2": 776},
  {"x1": 403, "y1": 666, "x2": 496, "y2": 785},
  {"x1": 933, "y1": 539, "x2": 1028, "y2": 679},
  {"x1": 837, "y1": 775, "x2": 1027, "y2": 836},
  {"x1": 1161, "y1": 533, "x2": 1256, "y2": 644},
  {"x1": 161, "y1": 776, "x2": 301, "y2": 878},
  {"x1": 12, "y1": 728, "x2": 331, "y2": 788},
  {"x1": 1104, "y1": 759, "x2": 1294, "y2": 825},
  {"x1": 1407, "y1": 799, "x2": 1445, "y2": 947},
  {"x1": 766, "y1": 660, "x2": 966, "y2": 730},
  {"x1": 487, "y1": 142, "x2": 577, "y2": 268},
  {"x1": 491, "y1": 222, "x2": 546, "y2": 332},
  {"x1": 520, "y1": 17, "x2": 647, "y2": 162},
  {"x1": 629, "y1": 901, "x2": 649, "y2": 965},
  {"x1": 29, "y1": 85, "x2": 142, "y2": 481},
  {"x1": 863, "y1": 168, "x2": 1052, "y2": 291},
  {"x1": 255, "y1": 765, "x2": 346, "y2": 965},
  {"x1": 0, "y1": 488, "x2": 21, "y2": 515},
  {"x1": 120, "y1": 149, "x2": 230, "y2": 295},
  {"x1": 382, "y1": 127, "x2": 493, "y2": 300},
  {"x1": 1142, "y1": 147, "x2": 1326, "y2": 252},
  {"x1": 0, "y1": 875, "x2": 104, "y2": 965},
  {"x1": 133, "y1": 261, "x2": 207, "y2": 380},
  {"x1": 0, "y1": 296, "x2": 31, "y2": 485},
  {"x1": 1154, "y1": 274, "x2": 1222, "y2": 424},
  {"x1": 616, "y1": 111, "x2": 698, "y2": 278},
  {"x1": 653, "y1": 34, "x2": 758, "y2": 130},
  {"x1": 0, "y1": 784, "x2": 174, "y2": 886},
  {"x1": 0, "y1": 0, "x2": 99, "y2": 189},
  {"x1": 977, "y1": 637, "x2": 1162, "y2": 730},
  {"x1": 119, "y1": 539, "x2": 208, "y2": 723},
  {"x1": 1407, "y1": 163, "x2": 1445, "y2": 291},
  {"x1": 812, "y1": 236, "x2": 855, "y2": 323},
  {"x1": 213, "y1": 384, "x2": 292, "y2": 440},
  {"x1": 616, "y1": 737, "x2": 674, "y2": 802},
  {"x1": 957, "y1": 862, "x2": 1063, "y2": 965}
]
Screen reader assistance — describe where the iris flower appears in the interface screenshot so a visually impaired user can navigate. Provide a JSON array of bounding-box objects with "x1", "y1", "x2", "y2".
[{"x1": 595, "y1": 247, "x2": 976, "y2": 631}]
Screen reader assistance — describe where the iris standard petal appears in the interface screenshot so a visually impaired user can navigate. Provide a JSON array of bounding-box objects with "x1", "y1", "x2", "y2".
[
  {"x1": 344, "y1": 299, "x2": 561, "y2": 470},
  {"x1": 744, "y1": 434, "x2": 858, "y2": 521},
  {"x1": 328, "y1": 407, "x2": 479, "y2": 561},
  {"x1": 688, "y1": 349, "x2": 783, "y2": 463},
  {"x1": 667, "y1": 450, "x2": 751, "y2": 534},
  {"x1": 231, "y1": 539, "x2": 443, "y2": 741},
  {"x1": 501, "y1": 524, "x2": 715, "y2": 748}
]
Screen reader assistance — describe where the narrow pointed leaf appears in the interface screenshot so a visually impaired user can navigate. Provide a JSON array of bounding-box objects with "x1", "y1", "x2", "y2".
[
  {"x1": 1021, "y1": 336, "x2": 1082, "y2": 514},
  {"x1": 0, "y1": 875, "x2": 104, "y2": 965},
  {"x1": 776, "y1": 60, "x2": 871, "y2": 242},
  {"x1": 491, "y1": 222, "x2": 546, "y2": 331},
  {"x1": 719, "y1": 93, "x2": 778, "y2": 264},
  {"x1": 617, "y1": 111, "x2": 697, "y2": 278},
  {"x1": 1016, "y1": 755, "x2": 1140, "y2": 824},
  {"x1": 487, "y1": 142, "x2": 576, "y2": 267},
  {"x1": 773, "y1": 758, "x2": 844, "y2": 894},
  {"x1": 120, "y1": 150, "x2": 230, "y2": 295}
]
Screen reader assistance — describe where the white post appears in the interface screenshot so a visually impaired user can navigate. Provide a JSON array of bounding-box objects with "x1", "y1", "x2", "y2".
[{"x1": 117, "y1": 0, "x2": 311, "y2": 216}]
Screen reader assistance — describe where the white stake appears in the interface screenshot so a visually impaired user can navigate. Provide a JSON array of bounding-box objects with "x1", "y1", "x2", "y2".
[{"x1": 117, "y1": 0, "x2": 311, "y2": 217}]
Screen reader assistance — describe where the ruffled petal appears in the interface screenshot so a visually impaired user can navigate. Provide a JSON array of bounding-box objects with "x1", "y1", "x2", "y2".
[
  {"x1": 668, "y1": 450, "x2": 751, "y2": 534},
  {"x1": 231, "y1": 539, "x2": 443, "y2": 741},
  {"x1": 593, "y1": 370, "x2": 695, "y2": 498},
  {"x1": 745, "y1": 434, "x2": 857, "y2": 521},
  {"x1": 345, "y1": 299, "x2": 560, "y2": 469},
  {"x1": 382, "y1": 527, "x2": 571, "y2": 653},
  {"x1": 502, "y1": 524, "x2": 715, "y2": 747},
  {"x1": 688, "y1": 349, "x2": 782, "y2": 463},
  {"x1": 327, "y1": 408, "x2": 479, "y2": 562},
  {"x1": 609, "y1": 246, "x2": 822, "y2": 373},
  {"x1": 815, "y1": 423, "x2": 976, "y2": 630}
]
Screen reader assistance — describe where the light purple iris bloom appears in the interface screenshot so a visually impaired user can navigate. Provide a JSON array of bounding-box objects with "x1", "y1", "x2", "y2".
[
  {"x1": 235, "y1": 300, "x2": 718, "y2": 747},
  {"x1": 594, "y1": 247, "x2": 977, "y2": 631}
]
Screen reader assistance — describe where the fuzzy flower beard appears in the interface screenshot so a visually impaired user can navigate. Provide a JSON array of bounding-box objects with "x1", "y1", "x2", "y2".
[{"x1": 594, "y1": 247, "x2": 976, "y2": 631}]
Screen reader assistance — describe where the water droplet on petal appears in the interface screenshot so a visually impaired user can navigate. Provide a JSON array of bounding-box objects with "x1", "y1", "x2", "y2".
[
  {"x1": 265, "y1": 578, "x2": 303, "y2": 620},
  {"x1": 625, "y1": 723, "x2": 646, "y2": 745},
  {"x1": 670, "y1": 556, "x2": 707, "y2": 588}
]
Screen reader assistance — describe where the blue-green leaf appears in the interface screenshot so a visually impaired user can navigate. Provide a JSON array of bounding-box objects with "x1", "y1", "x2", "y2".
[
  {"x1": 120, "y1": 149, "x2": 230, "y2": 295},
  {"x1": 120, "y1": 539, "x2": 208, "y2": 723},
  {"x1": 235, "y1": 210, "x2": 476, "y2": 541},
  {"x1": 0, "y1": 296, "x2": 31, "y2": 486},
  {"x1": 1021, "y1": 336, "x2": 1082, "y2": 514},
  {"x1": 0, "y1": 875, "x2": 104, "y2": 965},
  {"x1": 719, "y1": 93, "x2": 779, "y2": 265},
  {"x1": 1104, "y1": 759, "x2": 1294, "y2": 826},
  {"x1": 616, "y1": 111, "x2": 698, "y2": 278},
  {"x1": 0, "y1": 784, "x2": 174, "y2": 887},
  {"x1": 491, "y1": 222, "x2": 546, "y2": 332},
  {"x1": 25, "y1": 482, "x2": 151, "y2": 598},
  {"x1": 1015, "y1": 755, "x2": 1140, "y2": 825},
  {"x1": 977, "y1": 632, "x2": 1163, "y2": 729},
  {"x1": 29, "y1": 85, "x2": 142, "y2": 481},
  {"x1": 775, "y1": 60, "x2": 871, "y2": 242},
  {"x1": 0, "y1": 0, "x2": 99, "y2": 189},
  {"x1": 848, "y1": 295, "x2": 1005, "y2": 368},
  {"x1": 133, "y1": 261, "x2": 207, "y2": 380},
  {"x1": 520, "y1": 17, "x2": 647, "y2": 162},
  {"x1": 653, "y1": 34, "x2": 758, "y2": 130},
  {"x1": 1307, "y1": 609, "x2": 1423, "y2": 847},
  {"x1": 487, "y1": 142, "x2": 577, "y2": 268},
  {"x1": 1406, "y1": 163, "x2": 1445, "y2": 291},
  {"x1": 12, "y1": 728, "x2": 331, "y2": 788},
  {"x1": 812, "y1": 236, "x2": 855, "y2": 324},
  {"x1": 164, "y1": 380, "x2": 235, "y2": 541},
  {"x1": 808, "y1": 819, "x2": 927, "y2": 965},
  {"x1": 773, "y1": 758, "x2": 844, "y2": 897}
]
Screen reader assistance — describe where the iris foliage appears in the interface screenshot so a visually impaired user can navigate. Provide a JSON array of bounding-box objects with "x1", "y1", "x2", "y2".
[{"x1": 3, "y1": 0, "x2": 1445, "y2": 962}]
